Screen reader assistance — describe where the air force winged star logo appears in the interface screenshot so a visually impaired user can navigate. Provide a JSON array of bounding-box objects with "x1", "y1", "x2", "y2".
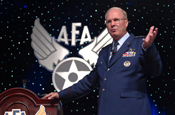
[
  {"x1": 31, "y1": 18, "x2": 112, "y2": 91},
  {"x1": 31, "y1": 18, "x2": 69, "y2": 71}
]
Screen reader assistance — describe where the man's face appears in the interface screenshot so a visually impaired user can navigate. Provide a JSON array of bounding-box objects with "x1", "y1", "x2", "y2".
[{"x1": 105, "y1": 9, "x2": 128, "y2": 41}]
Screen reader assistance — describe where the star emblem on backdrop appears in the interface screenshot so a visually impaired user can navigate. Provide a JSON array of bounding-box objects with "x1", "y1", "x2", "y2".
[{"x1": 55, "y1": 60, "x2": 90, "y2": 89}]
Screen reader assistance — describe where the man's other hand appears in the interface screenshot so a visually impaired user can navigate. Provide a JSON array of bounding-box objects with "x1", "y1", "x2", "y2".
[
  {"x1": 142, "y1": 26, "x2": 158, "y2": 49},
  {"x1": 42, "y1": 92, "x2": 59, "y2": 100}
]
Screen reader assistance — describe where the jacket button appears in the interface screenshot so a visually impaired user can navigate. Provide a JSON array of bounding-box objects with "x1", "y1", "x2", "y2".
[
  {"x1": 104, "y1": 78, "x2": 107, "y2": 81},
  {"x1": 102, "y1": 88, "x2": 105, "y2": 91},
  {"x1": 107, "y1": 68, "x2": 110, "y2": 71}
]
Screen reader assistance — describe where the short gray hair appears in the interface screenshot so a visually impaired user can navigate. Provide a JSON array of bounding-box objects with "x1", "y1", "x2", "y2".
[{"x1": 105, "y1": 7, "x2": 128, "y2": 20}]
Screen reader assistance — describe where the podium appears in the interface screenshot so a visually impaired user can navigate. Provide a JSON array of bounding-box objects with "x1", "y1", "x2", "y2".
[{"x1": 0, "y1": 88, "x2": 63, "y2": 115}]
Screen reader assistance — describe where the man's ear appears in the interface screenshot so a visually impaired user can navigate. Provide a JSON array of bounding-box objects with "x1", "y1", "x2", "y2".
[{"x1": 125, "y1": 20, "x2": 129, "y2": 27}]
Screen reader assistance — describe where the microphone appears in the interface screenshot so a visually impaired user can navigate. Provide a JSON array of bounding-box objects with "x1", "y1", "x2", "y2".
[{"x1": 111, "y1": 49, "x2": 115, "y2": 54}]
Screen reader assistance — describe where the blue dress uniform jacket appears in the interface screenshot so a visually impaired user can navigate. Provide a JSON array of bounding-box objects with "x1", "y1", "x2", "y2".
[{"x1": 58, "y1": 33, "x2": 162, "y2": 115}]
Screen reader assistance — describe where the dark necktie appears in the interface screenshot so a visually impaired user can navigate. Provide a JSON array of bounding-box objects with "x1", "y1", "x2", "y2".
[
  {"x1": 110, "y1": 41, "x2": 119, "y2": 62},
  {"x1": 113, "y1": 41, "x2": 119, "y2": 53}
]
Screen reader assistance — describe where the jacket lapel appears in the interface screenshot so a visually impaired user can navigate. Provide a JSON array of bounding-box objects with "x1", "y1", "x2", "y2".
[
  {"x1": 109, "y1": 34, "x2": 135, "y2": 67},
  {"x1": 102, "y1": 45, "x2": 111, "y2": 67}
]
